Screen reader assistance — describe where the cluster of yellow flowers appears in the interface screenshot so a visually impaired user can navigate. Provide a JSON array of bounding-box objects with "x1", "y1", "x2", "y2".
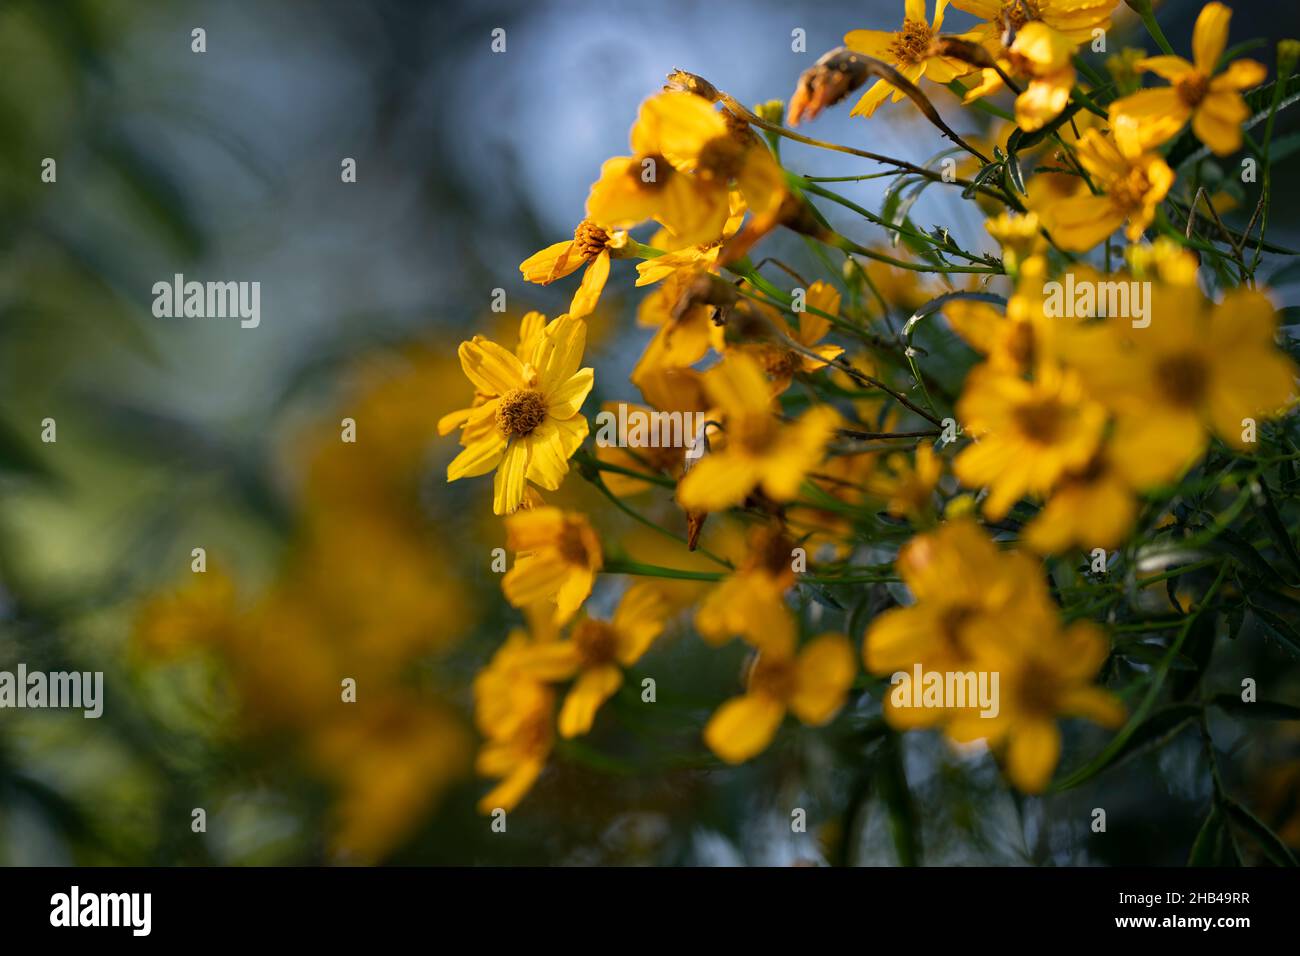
[{"x1": 446, "y1": 0, "x2": 1299, "y2": 815}]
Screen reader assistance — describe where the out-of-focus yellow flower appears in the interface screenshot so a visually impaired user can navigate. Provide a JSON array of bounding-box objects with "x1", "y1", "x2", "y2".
[
  {"x1": 512, "y1": 583, "x2": 669, "y2": 737},
  {"x1": 502, "y1": 507, "x2": 603, "y2": 625},
  {"x1": 134, "y1": 567, "x2": 240, "y2": 659},
  {"x1": 519, "y1": 223, "x2": 629, "y2": 318},
  {"x1": 676, "y1": 354, "x2": 839, "y2": 511},
  {"x1": 1039, "y1": 125, "x2": 1174, "y2": 250},
  {"x1": 474, "y1": 631, "x2": 557, "y2": 813},
  {"x1": 446, "y1": 316, "x2": 594, "y2": 515},
  {"x1": 312, "y1": 696, "x2": 469, "y2": 861},
  {"x1": 945, "y1": 618, "x2": 1125, "y2": 793},
  {"x1": 704, "y1": 619, "x2": 855, "y2": 763},
  {"x1": 865, "y1": 443, "x2": 943, "y2": 521},
  {"x1": 954, "y1": 363, "x2": 1108, "y2": 519},
  {"x1": 1022, "y1": 451, "x2": 1137, "y2": 553},
  {"x1": 1125, "y1": 236, "x2": 1200, "y2": 285},
  {"x1": 844, "y1": 0, "x2": 974, "y2": 118},
  {"x1": 737, "y1": 280, "x2": 845, "y2": 394},
  {"x1": 863, "y1": 518, "x2": 1056, "y2": 729},
  {"x1": 1109, "y1": 2, "x2": 1266, "y2": 156},
  {"x1": 962, "y1": 22, "x2": 1077, "y2": 132},
  {"x1": 1060, "y1": 285, "x2": 1297, "y2": 487},
  {"x1": 985, "y1": 210, "x2": 1047, "y2": 276},
  {"x1": 696, "y1": 523, "x2": 798, "y2": 650}
]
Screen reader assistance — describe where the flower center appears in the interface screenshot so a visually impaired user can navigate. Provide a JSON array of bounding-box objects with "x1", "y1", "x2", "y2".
[
  {"x1": 630, "y1": 153, "x2": 673, "y2": 193},
  {"x1": 557, "y1": 520, "x2": 595, "y2": 567},
  {"x1": 573, "y1": 220, "x2": 611, "y2": 260},
  {"x1": 1000, "y1": 0, "x2": 1042, "y2": 32},
  {"x1": 1155, "y1": 352, "x2": 1209, "y2": 408},
  {"x1": 496, "y1": 388, "x2": 548, "y2": 438},
  {"x1": 1175, "y1": 71, "x2": 1210, "y2": 108},
  {"x1": 889, "y1": 18, "x2": 935, "y2": 64},
  {"x1": 749, "y1": 654, "x2": 796, "y2": 701},
  {"x1": 572, "y1": 619, "x2": 619, "y2": 667},
  {"x1": 1108, "y1": 166, "x2": 1153, "y2": 211},
  {"x1": 939, "y1": 605, "x2": 976, "y2": 662},
  {"x1": 758, "y1": 347, "x2": 800, "y2": 380},
  {"x1": 731, "y1": 412, "x2": 778, "y2": 453},
  {"x1": 697, "y1": 136, "x2": 747, "y2": 182},
  {"x1": 1013, "y1": 398, "x2": 1065, "y2": 445}
]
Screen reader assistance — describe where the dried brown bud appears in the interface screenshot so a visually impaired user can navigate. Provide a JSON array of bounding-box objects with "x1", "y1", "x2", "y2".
[
  {"x1": 787, "y1": 47, "x2": 871, "y2": 126},
  {"x1": 665, "y1": 69, "x2": 720, "y2": 103},
  {"x1": 686, "y1": 510, "x2": 708, "y2": 551}
]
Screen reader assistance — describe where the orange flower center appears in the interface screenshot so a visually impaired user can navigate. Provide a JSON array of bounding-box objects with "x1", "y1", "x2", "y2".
[
  {"x1": 758, "y1": 346, "x2": 800, "y2": 380},
  {"x1": 572, "y1": 619, "x2": 618, "y2": 667},
  {"x1": 748, "y1": 654, "x2": 796, "y2": 701},
  {"x1": 1175, "y1": 71, "x2": 1210, "y2": 108},
  {"x1": 889, "y1": 18, "x2": 935, "y2": 65},
  {"x1": 1155, "y1": 352, "x2": 1209, "y2": 408},
  {"x1": 731, "y1": 412, "x2": 778, "y2": 454},
  {"x1": 573, "y1": 220, "x2": 611, "y2": 260},
  {"x1": 939, "y1": 604, "x2": 976, "y2": 662},
  {"x1": 1013, "y1": 398, "x2": 1066, "y2": 445},
  {"x1": 496, "y1": 388, "x2": 548, "y2": 438}
]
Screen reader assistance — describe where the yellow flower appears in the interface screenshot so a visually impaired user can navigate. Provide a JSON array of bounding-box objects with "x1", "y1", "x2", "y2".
[
  {"x1": 736, "y1": 280, "x2": 845, "y2": 395},
  {"x1": 1040, "y1": 125, "x2": 1174, "y2": 250},
  {"x1": 676, "y1": 353, "x2": 840, "y2": 511},
  {"x1": 864, "y1": 443, "x2": 943, "y2": 521},
  {"x1": 704, "y1": 619, "x2": 855, "y2": 763},
  {"x1": 1022, "y1": 451, "x2": 1138, "y2": 553},
  {"x1": 438, "y1": 311, "x2": 547, "y2": 444},
  {"x1": 502, "y1": 507, "x2": 603, "y2": 625},
  {"x1": 587, "y1": 92, "x2": 780, "y2": 246},
  {"x1": 863, "y1": 518, "x2": 1056, "y2": 729},
  {"x1": 952, "y1": 0, "x2": 1119, "y2": 45},
  {"x1": 445, "y1": 316, "x2": 594, "y2": 515},
  {"x1": 1109, "y1": 2, "x2": 1266, "y2": 156},
  {"x1": 945, "y1": 619, "x2": 1125, "y2": 793},
  {"x1": 512, "y1": 583, "x2": 669, "y2": 738},
  {"x1": 696, "y1": 523, "x2": 799, "y2": 650},
  {"x1": 519, "y1": 222, "x2": 629, "y2": 318},
  {"x1": 962, "y1": 22, "x2": 1077, "y2": 133},
  {"x1": 474, "y1": 631, "x2": 557, "y2": 813},
  {"x1": 1060, "y1": 285, "x2": 1297, "y2": 487},
  {"x1": 844, "y1": 0, "x2": 975, "y2": 118},
  {"x1": 985, "y1": 210, "x2": 1046, "y2": 274},
  {"x1": 954, "y1": 363, "x2": 1108, "y2": 519}
]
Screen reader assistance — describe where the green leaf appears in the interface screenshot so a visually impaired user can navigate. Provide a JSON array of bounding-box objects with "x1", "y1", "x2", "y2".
[
  {"x1": 1187, "y1": 806, "x2": 1229, "y2": 866},
  {"x1": 1054, "y1": 703, "x2": 1199, "y2": 790},
  {"x1": 1210, "y1": 694, "x2": 1300, "y2": 720},
  {"x1": 1224, "y1": 800, "x2": 1298, "y2": 866}
]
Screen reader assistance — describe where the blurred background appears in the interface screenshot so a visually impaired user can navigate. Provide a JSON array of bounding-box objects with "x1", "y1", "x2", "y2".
[{"x1": 2, "y1": 0, "x2": 1300, "y2": 865}]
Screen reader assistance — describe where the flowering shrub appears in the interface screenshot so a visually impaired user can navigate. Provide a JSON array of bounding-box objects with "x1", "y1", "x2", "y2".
[{"x1": 442, "y1": 0, "x2": 1300, "y2": 864}]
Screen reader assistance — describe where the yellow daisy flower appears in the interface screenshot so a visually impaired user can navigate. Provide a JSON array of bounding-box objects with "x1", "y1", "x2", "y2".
[
  {"x1": 474, "y1": 630, "x2": 557, "y2": 813},
  {"x1": 676, "y1": 353, "x2": 840, "y2": 511},
  {"x1": 445, "y1": 316, "x2": 594, "y2": 515},
  {"x1": 864, "y1": 443, "x2": 943, "y2": 521},
  {"x1": 704, "y1": 617, "x2": 856, "y2": 764},
  {"x1": 1021, "y1": 451, "x2": 1138, "y2": 553},
  {"x1": 1060, "y1": 285, "x2": 1297, "y2": 488},
  {"x1": 1037, "y1": 124, "x2": 1174, "y2": 250},
  {"x1": 844, "y1": 0, "x2": 975, "y2": 118},
  {"x1": 1109, "y1": 2, "x2": 1267, "y2": 156},
  {"x1": 512, "y1": 583, "x2": 669, "y2": 738},
  {"x1": 954, "y1": 362, "x2": 1108, "y2": 519},
  {"x1": 863, "y1": 518, "x2": 1057, "y2": 729},
  {"x1": 501, "y1": 507, "x2": 603, "y2": 625},
  {"x1": 519, "y1": 221, "x2": 629, "y2": 319},
  {"x1": 945, "y1": 618, "x2": 1125, "y2": 793},
  {"x1": 695, "y1": 523, "x2": 799, "y2": 650},
  {"x1": 438, "y1": 310, "x2": 548, "y2": 444},
  {"x1": 961, "y1": 21, "x2": 1077, "y2": 132},
  {"x1": 952, "y1": 0, "x2": 1119, "y2": 45}
]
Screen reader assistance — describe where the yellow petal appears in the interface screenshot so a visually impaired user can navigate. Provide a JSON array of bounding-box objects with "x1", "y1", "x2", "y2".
[
  {"x1": 1005, "y1": 719, "x2": 1061, "y2": 793},
  {"x1": 676, "y1": 452, "x2": 761, "y2": 511},
  {"x1": 459, "y1": 336, "x2": 525, "y2": 395},
  {"x1": 446, "y1": 430, "x2": 507, "y2": 481},
  {"x1": 789, "y1": 633, "x2": 855, "y2": 725},
  {"x1": 558, "y1": 665, "x2": 624, "y2": 737},
  {"x1": 520, "y1": 240, "x2": 584, "y2": 284},
  {"x1": 492, "y1": 438, "x2": 531, "y2": 515},
  {"x1": 570, "y1": 250, "x2": 610, "y2": 318},
  {"x1": 703, "y1": 693, "x2": 786, "y2": 764},
  {"x1": 1192, "y1": 1, "x2": 1231, "y2": 75}
]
